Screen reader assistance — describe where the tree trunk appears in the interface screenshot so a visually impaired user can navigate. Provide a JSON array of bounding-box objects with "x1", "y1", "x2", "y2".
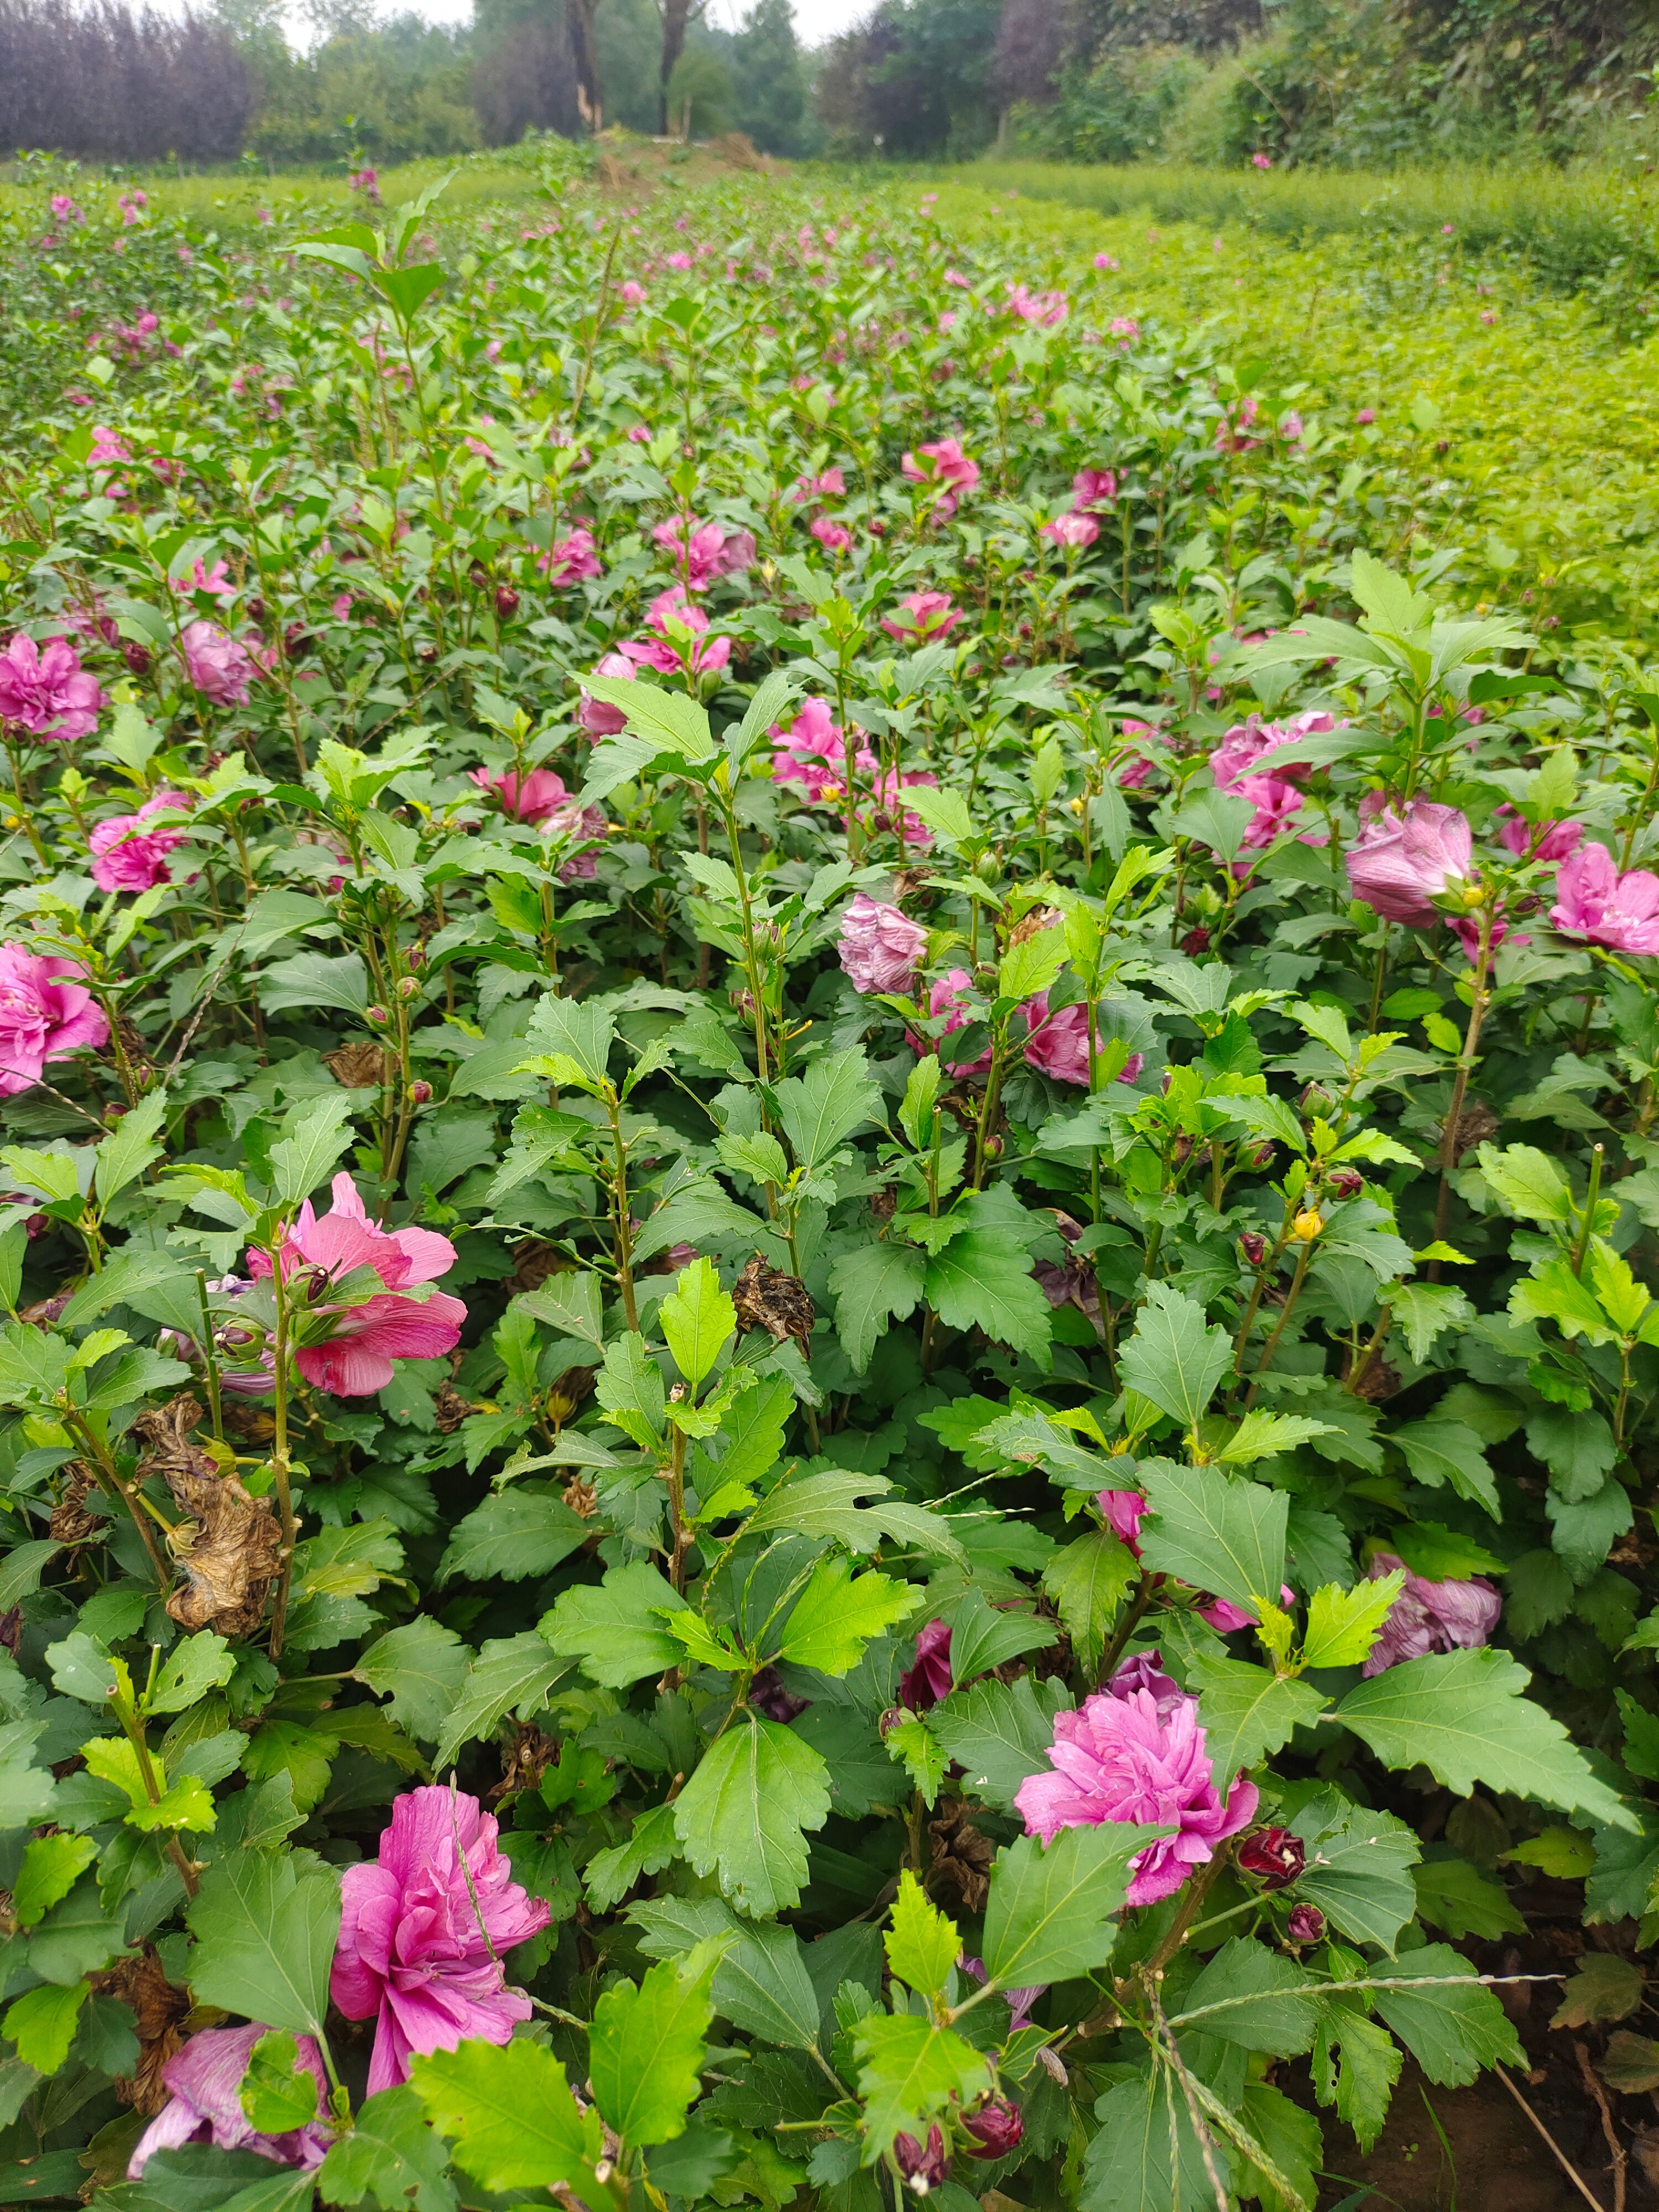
[
  {"x1": 567, "y1": 0, "x2": 602, "y2": 129},
  {"x1": 657, "y1": 0, "x2": 690, "y2": 134}
]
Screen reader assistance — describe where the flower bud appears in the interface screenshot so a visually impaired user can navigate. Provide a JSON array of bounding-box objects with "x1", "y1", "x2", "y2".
[
  {"x1": 1327, "y1": 1167, "x2": 1363, "y2": 1199},
  {"x1": 964, "y1": 2100, "x2": 1024, "y2": 2160},
  {"x1": 1238, "y1": 1230, "x2": 1268, "y2": 1267},
  {"x1": 1180, "y1": 924, "x2": 1211, "y2": 956},
  {"x1": 1244, "y1": 1138, "x2": 1276, "y2": 1171},
  {"x1": 397, "y1": 974, "x2": 419, "y2": 998},
  {"x1": 1298, "y1": 1083, "x2": 1334, "y2": 1118},
  {"x1": 366, "y1": 1005, "x2": 388, "y2": 1025},
  {"x1": 495, "y1": 584, "x2": 521, "y2": 621},
  {"x1": 1237, "y1": 1825, "x2": 1306, "y2": 1890},
  {"x1": 1286, "y1": 1903, "x2": 1326, "y2": 1943},
  {"x1": 409, "y1": 1079, "x2": 432, "y2": 1105},
  {"x1": 418, "y1": 642, "x2": 439, "y2": 664},
  {"x1": 286, "y1": 1264, "x2": 332, "y2": 1305},
  {"x1": 405, "y1": 941, "x2": 425, "y2": 969},
  {"x1": 122, "y1": 641, "x2": 152, "y2": 676},
  {"x1": 893, "y1": 2127, "x2": 949, "y2": 2194},
  {"x1": 1292, "y1": 1209, "x2": 1323, "y2": 1241},
  {"x1": 468, "y1": 562, "x2": 489, "y2": 591},
  {"x1": 246, "y1": 595, "x2": 268, "y2": 625},
  {"x1": 213, "y1": 1324, "x2": 260, "y2": 1350}
]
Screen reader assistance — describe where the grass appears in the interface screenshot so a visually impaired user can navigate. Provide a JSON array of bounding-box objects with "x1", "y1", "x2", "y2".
[{"x1": 930, "y1": 178, "x2": 1659, "y2": 648}]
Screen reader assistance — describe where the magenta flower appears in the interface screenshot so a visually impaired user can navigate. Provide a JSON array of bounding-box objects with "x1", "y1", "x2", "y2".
[
  {"x1": 331, "y1": 1785, "x2": 549, "y2": 2094},
  {"x1": 0, "y1": 946, "x2": 108, "y2": 1097},
  {"x1": 468, "y1": 768, "x2": 604, "y2": 877},
  {"x1": 578, "y1": 649, "x2": 635, "y2": 735},
  {"x1": 1042, "y1": 511, "x2": 1099, "y2": 551},
  {"x1": 908, "y1": 968, "x2": 991, "y2": 1077},
  {"x1": 88, "y1": 425, "x2": 131, "y2": 468},
  {"x1": 181, "y1": 620, "x2": 258, "y2": 708},
  {"x1": 652, "y1": 518, "x2": 754, "y2": 592},
  {"x1": 794, "y1": 465, "x2": 845, "y2": 503},
  {"x1": 1495, "y1": 805, "x2": 1580, "y2": 863},
  {"x1": 810, "y1": 517, "x2": 852, "y2": 554},
  {"x1": 964, "y1": 2100, "x2": 1025, "y2": 2157},
  {"x1": 901, "y1": 438, "x2": 979, "y2": 496},
  {"x1": 181, "y1": 557, "x2": 236, "y2": 601},
  {"x1": 1022, "y1": 996, "x2": 1142, "y2": 1087},
  {"x1": 899, "y1": 1618, "x2": 952, "y2": 1709},
  {"x1": 868, "y1": 767, "x2": 938, "y2": 851},
  {"x1": 89, "y1": 788, "x2": 192, "y2": 893},
  {"x1": 1211, "y1": 710, "x2": 1331, "y2": 791},
  {"x1": 838, "y1": 894, "x2": 927, "y2": 997},
  {"x1": 128, "y1": 2023, "x2": 331, "y2": 2178},
  {"x1": 771, "y1": 697, "x2": 875, "y2": 804},
  {"x1": 1071, "y1": 467, "x2": 1118, "y2": 509},
  {"x1": 1252, "y1": 150, "x2": 1272, "y2": 169},
  {"x1": 618, "y1": 589, "x2": 730, "y2": 676},
  {"x1": 539, "y1": 525, "x2": 602, "y2": 588},
  {"x1": 619, "y1": 280, "x2": 646, "y2": 306},
  {"x1": 1361, "y1": 1551, "x2": 1501, "y2": 1677},
  {"x1": 0, "y1": 634, "x2": 103, "y2": 743},
  {"x1": 880, "y1": 590, "x2": 962, "y2": 643},
  {"x1": 1015, "y1": 1687, "x2": 1258, "y2": 1906},
  {"x1": 1098, "y1": 1488, "x2": 1146, "y2": 1548},
  {"x1": 1345, "y1": 801, "x2": 1474, "y2": 926},
  {"x1": 1105, "y1": 1648, "x2": 1184, "y2": 1715},
  {"x1": 1550, "y1": 843, "x2": 1659, "y2": 955},
  {"x1": 247, "y1": 1172, "x2": 466, "y2": 1396},
  {"x1": 1008, "y1": 283, "x2": 1068, "y2": 326}
]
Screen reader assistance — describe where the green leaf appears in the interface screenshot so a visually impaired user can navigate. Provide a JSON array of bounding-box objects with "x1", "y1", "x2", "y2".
[
  {"x1": 1171, "y1": 1938, "x2": 1321, "y2": 2055},
  {"x1": 1477, "y1": 1142, "x2": 1574, "y2": 1224},
  {"x1": 438, "y1": 1488, "x2": 591, "y2": 1585},
  {"x1": 827, "y1": 1240, "x2": 927, "y2": 1373},
  {"x1": 2, "y1": 1979, "x2": 88, "y2": 2074},
  {"x1": 884, "y1": 1713, "x2": 946, "y2": 1808},
  {"x1": 741, "y1": 1469, "x2": 963, "y2": 1559},
  {"x1": 630, "y1": 1895, "x2": 821, "y2": 2051},
  {"x1": 268, "y1": 1094, "x2": 356, "y2": 1206},
  {"x1": 945, "y1": 1588, "x2": 1058, "y2": 1683},
  {"x1": 1312, "y1": 2009, "x2": 1401, "y2": 2153},
  {"x1": 775, "y1": 1047, "x2": 880, "y2": 1173},
  {"x1": 1217, "y1": 1410, "x2": 1335, "y2": 1465},
  {"x1": 589, "y1": 1945, "x2": 718, "y2": 2148},
  {"x1": 1118, "y1": 1282, "x2": 1231, "y2": 1430},
  {"x1": 1370, "y1": 1944, "x2": 1524, "y2": 2084},
  {"x1": 432, "y1": 1633, "x2": 572, "y2": 1769},
  {"x1": 46, "y1": 1630, "x2": 124, "y2": 1705},
  {"x1": 1335, "y1": 1648, "x2": 1637, "y2": 1830},
  {"x1": 1413, "y1": 1855, "x2": 1526, "y2": 1942},
  {"x1": 998, "y1": 925, "x2": 1067, "y2": 1002},
  {"x1": 1081, "y1": 2065, "x2": 1229, "y2": 2212},
  {"x1": 317, "y1": 2083, "x2": 458, "y2": 2212},
  {"x1": 851, "y1": 2011, "x2": 992, "y2": 2158},
  {"x1": 1501, "y1": 1826, "x2": 1596, "y2": 1879},
  {"x1": 240, "y1": 2028, "x2": 321, "y2": 2134},
  {"x1": 1239, "y1": 2082, "x2": 1321, "y2": 2212},
  {"x1": 413, "y1": 2038, "x2": 603, "y2": 2195},
  {"x1": 1288, "y1": 1796, "x2": 1421, "y2": 1954},
  {"x1": 885, "y1": 1869, "x2": 959, "y2": 1999},
  {"x1": 354, "y1": 1618, "x2": 470, "y2": 1741},
  {"x1": 1041, "y1": 1531, "x2": 1138, "y2": 1669},
  {"x1": 595, "y1": 1329, "x2": 667, "y2": 1448},
  {"x1": 1187, "y1": 1653, "x2": 1328, "y2": 1787},
  {"x1": 585, "y1": 1803, "x2": 682, "y2": 1914},
  {"x1": 541, "y1": 1562, "x2": 688, "y2": 1688},
  {"x1": 1136, "y1": 1459, "x2": 1288, "y2": 1619},
  {"x1": 981, "y1": 1822, "x2": 1161, "y2": 1989},
  {"x1": 93, "y1": 1089, "x2": 169, "y2": 1204},
  {"x1": 1301, "y1": 1574, "x2": 1406, "y2": 1670},
  {"x1": 660, "y1": 1256, "x2": 737, "y2": 1390},
  {"x1": 928, "y1": 1675, "x2": 1072, "y2": 1811},
  {"x1": 925, "y1": 1230, "x2": 1052, "y2": 1365},
  {"x1": 1552, "y1": 1952, "x2": 1646, "y2": 2028},
  {"x1": 1390, "y1": 1419, "x2": 1499, "y2": 1515},
  {"x1": 523, "y1": 994, "x2": 617, "y2": 1089},
  {"x1": 13, "y1": 1833, "x2": 97, "y2": 1928},
  {"x1": 577, "y1": 674, "x2": 714, "y2": 766},
  {"x1": 672, "y1": 1715, "x2": 831, "y2": 1916},
  {"x1": 148, "y1": 1631, "x2": 236, "y2": 1718},
  {"x1": 774, "y1": 1559, "x2": 914, "y2": 1676},
  {"x1": 185, "y1": 1848, "x2": 342, "y2": 2036}
]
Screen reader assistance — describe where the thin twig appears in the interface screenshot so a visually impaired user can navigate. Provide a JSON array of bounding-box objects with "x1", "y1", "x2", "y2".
[
  {"x1": 1494, "y1": 2063, "x2": 1608, "y2": 2211},
  {"x1": 1575, "y1": 2038, "x2": 1627, "y2": 2212}
]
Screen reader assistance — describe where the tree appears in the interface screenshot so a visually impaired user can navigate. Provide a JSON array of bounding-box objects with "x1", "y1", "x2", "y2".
[
  {"x1": 655, "y1": 0, "x2": 704, "y2": 133},
  {"x1": 732, "y1": 0, "x2": 806, "y2": 153}
]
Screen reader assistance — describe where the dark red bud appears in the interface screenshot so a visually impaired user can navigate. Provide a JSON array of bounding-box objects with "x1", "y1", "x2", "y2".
[
  {"x1": 1238, "y1": 1230, "x2": 1269, "y2": 1267},
  {"x1": 1237, "y1": 1825, "x2": 1306, "y2": 1890},
  {"x1": 123, "y1": 641, "x2": 152, "y2": 675},
  {"x1": 1244, "y1": 1138, "x2": 1276, "y2": 1170},
  {"x1": 893, "y1": 2126, "x2": 950, "y2": 2193},
  {"x1": 964, "y1": 2100, "x2": 1024, "y2": 2160},
  {"x1": 1180, "y1": 925, "x2": 1211, "y2": 954},
  {"x1": 418, "y1": 642, "x2": 439, "y2": 664},
  {"x1": 246, "y1": 596, "x2": 267, "y2": 624},
  {"x1": 1327, "y1": 1167, "x2": 1363, "y2": 1199},
  {"x1": 495, "y1": 585, "x2": 521, "y2": 621},
  {"x1": 366, "y1": 1005, "x2": 388, "y2": 1025},
  {"x1": 397, "y1": 974, "x2": 419, "y2": 998},
  {"x1": 1286, "y1": 1902, "x2": 1326, "y2": 1942},
  {"x1": 468, "y1": 563, "x2": 489, "y2": 590},
  {"x1": 409, "y1": 1079, "x2": 432, "y2": 1105}
]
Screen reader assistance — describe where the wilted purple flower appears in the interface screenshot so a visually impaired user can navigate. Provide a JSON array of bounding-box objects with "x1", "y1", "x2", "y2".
[
  {"x1": 1015, "y1": 1687, "x2": 1258, "y2": 1907},
  {"x1": 893, "y1": 2126, "x2": 950, "y2": 2192},
  {"x1": 838, "y1": 893, "x2": 927, "y2": 996},
  {"x1": 899, "y1": 1618, "x2": 952, "y2": 1710},
  {"x1": 128, "y1": 2023, "x2": 331, "y2": 2177},
  {"x1": 1361, "y1": 1551, "x2": 1501, "y2": 1676},
  {"x1": 964, "y1": 2099, "x2": 1025, "y2": 2158},
  {"x1": 959, "y1": 1953, "x2": 1044, "y2": 2030}
]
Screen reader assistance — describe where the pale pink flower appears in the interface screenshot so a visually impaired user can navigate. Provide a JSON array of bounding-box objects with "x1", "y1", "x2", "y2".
[
  {"x1": 181, "y1": 620, "x2": 257, "y2": 708},
  {"x1": 49, "y1": 194, "x2": 82, "y2": 224},
  {"x1": 1346, "y1": 801, "x2": 1474, "y2": 925},
  {"x1": 811, "y1": 517, "x2": 852, "y2": 554},
  {"x1": 1361, "y1": 1551, "x2": 1501, "y2": 1676},
  {"x1": 838, "y1": 894, "x2": 926, "y2": 996},
  {"x1": 1042, "y1": 511, "x2": 1099, "y2": 550},
  {"x1": 772, "y1": 697, "x2": 875, "y2": 804},
  {"x1": 1551, "y1": 843, "x2": 1659, "y2": 954},
  {"x1": 1109, "y1": 317, "x2": 1140, "y2": 342},
  {"x1": 128, "y1": 2023, "x2": 331, "y2": 2178},
  {"x1": 1356, "y1": 407, "x2": 1376, "y2": 425},
  {"x1": 1022, "y1": 996, "x2": 1141, "y2": 1087},
  {"x1": 901, "y1": 439, "x2": 979, "y2": 495},
  {"x1": 247, "y1": 1172, "x2": 465, "y2": 1396},
  {"x1": 943, "y1": 268, "x2": 971, "y2": 289},
  {"x1": 880, "y1": 590, "x2": 962, "y2": 643},
  {"x1": 1015, "y1": 1687, "x2": 1258, "y2": 1907},
  {"x1": 1008, "y1": 283, "x2": 1068, "y2": 326},
  {"x1": 180, "y1": 557, "x2": 235, "y2": 601},
  {"x1": 1093, "y1": 252, "x2": 1119, "y2": 271},
  {"x1": 1252, "y1": 151, "x2": 1272, "y2": 168},
  {"x1": 578, "y1": 650, "x2": 635, "y2": 735},
  {"x1": 1211, "y1": 710, "x2": 1332, "y2": 790},
  {"x1": 88, "y1": 425, "x2": 131, "y2": 468},
  {"x1": 1495, "y1": 805, "x2": 1580, "y2": 863},
  {"x1": 331, "y1": 1785, "x2": 550, "y2": 2094},
  {"x1": 1071, "y1": 467, "x2": 1117, "y2": 510},
  {"x1": 0, "y1": 634, "x2": 103, "y2": 743},
  {"x1": 794, "y1": 465, "x2": 845, "y2": 503},
  {"x1": 89, "y1": 788, "x2": 191, "y2": 893},
  {"x1": 539, "y1": 525, "x2": 601, "y2": 587},
  {"x1": 0, "y1": 947, "x2": 108, "y2": 1096},
  {"x1": 619, "y1": 280, "x2": 646, "y2": 306}
]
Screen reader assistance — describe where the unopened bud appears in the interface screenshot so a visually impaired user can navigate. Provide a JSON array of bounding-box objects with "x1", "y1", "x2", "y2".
[
  {"x1": 366, "y1": 1005, "x2": 388, "y2": 1025},
  {"x1": 1244, "y1": 1138, "x2": 1276, "y2": 1170},
  {"x1": 246, "y1": 595, "x2": 267, "y2": 624},
  {"x1": 1298, "y1": 1083, "x2": 1334, "y2": 1118},
  {"x1": 1327, "y1": 1167, "x2": 1363, "y2": 1199},
  {"x1": 1292, "y1": 1209, "x2": 1323, "y2": 1241},
  {"x1": 405, "y1": 941, "x2": 425, "y2": 969},
  {"x1": 495, "y1": 584, "x2": 521, "y2": 621},
  {"x1": 397, "y1": 974, "x2": 419, "y2": 998},
  {"x1": 1238, "y1": 1230, "x2": 1268, "y2": 1266},
  {"x1": 1286, "y1": 1903, "x2": 1326, "y2": 1943},
  {"x1": 409, "y1": 1079, "x2": 432, "y2": 1105},
  {"x1": 123, "y1": 641, "x2": 152, "y2": 676}
]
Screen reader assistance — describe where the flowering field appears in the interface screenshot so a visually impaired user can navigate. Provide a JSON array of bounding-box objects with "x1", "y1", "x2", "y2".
[{"x1": 0, "y1": 153, "x2": 1657, "y2": 2210}]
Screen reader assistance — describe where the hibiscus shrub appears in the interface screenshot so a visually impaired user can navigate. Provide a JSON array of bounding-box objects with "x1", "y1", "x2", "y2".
[{"x1": 0, "y1": 160, "x2": 1657, "y2": 2212}]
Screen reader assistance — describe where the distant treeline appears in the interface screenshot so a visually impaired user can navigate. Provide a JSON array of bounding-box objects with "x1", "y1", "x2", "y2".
[{"x1": 0, "y1": 0, "x2": 252, "y2": 163}]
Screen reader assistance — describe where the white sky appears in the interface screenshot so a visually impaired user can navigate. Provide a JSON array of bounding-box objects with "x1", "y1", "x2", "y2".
[{"x1": 292, "y1": 0, "x2": 870, "y2": 41}]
